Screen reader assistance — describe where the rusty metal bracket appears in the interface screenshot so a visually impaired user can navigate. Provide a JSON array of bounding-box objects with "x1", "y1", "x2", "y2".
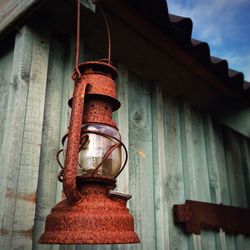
[{"x1": 173, "y1": 200, "x2": 250, "y2": 236}]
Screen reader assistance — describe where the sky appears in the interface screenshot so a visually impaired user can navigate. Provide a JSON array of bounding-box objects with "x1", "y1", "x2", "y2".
[{"x1": 167, "y1": 0, "x2": 250, "y2": 81}]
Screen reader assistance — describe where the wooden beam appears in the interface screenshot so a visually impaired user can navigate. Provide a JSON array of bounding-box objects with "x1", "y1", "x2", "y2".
[
  {"x1": 0, "y1": 0, "x2": 41, "y2": 36},
  {"x1": 102, "y1": 0, "x2": 250, "y2": 106},
  {"x1": 174, "y1": 200, "x2": 250, "y2": 236},
  {"x1": 0, "y1": 0, "x2": 95, "y2": 38}
]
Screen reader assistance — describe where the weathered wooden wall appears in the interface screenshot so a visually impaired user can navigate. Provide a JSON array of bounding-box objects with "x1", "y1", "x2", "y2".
[{"x1": 1, "y1": 23, "x2": 250, "y2": 250}]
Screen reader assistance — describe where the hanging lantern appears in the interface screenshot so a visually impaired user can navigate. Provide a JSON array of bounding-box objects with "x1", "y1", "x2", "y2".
[{"x1": 39, "y1": 0, "x2": 139, "y2": 245}]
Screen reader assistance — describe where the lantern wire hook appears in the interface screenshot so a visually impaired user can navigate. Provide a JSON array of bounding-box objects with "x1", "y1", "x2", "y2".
[
  {"x1": 74, "y1": 0, "x2": 81, "y2": 79},
  {"x1": 94, "y1": 0, "x2": 112, "y2": 64},
  {"x1": 73, "y1": 0, "x2": 112, "y2": 81}
]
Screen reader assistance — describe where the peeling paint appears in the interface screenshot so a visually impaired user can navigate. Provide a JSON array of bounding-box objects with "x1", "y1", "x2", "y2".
[{"x1": 137, "y1": 150, "x2": 146, "y2": 158}]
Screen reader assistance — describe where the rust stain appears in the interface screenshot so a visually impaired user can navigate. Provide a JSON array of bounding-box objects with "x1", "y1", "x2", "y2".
[
  {"x1": 1, "y1": 227, "x2": 33, "y2": 239},
  {"x1": 1, "y1": 228, "x2": 9, "y2": 236},
  {"x1": 13, "y1": 227, "x2": 33, "y2": 239},
  {"x1": 5, "y1": 188, "x2": 36, "y2": 203}
]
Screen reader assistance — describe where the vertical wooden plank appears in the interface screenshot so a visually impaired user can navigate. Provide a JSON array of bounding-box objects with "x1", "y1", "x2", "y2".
[
  {"x1": 179, "y1": 102, "x2": 202, "y2": 250},
  {"x1": 128, "y1": 72, "x2": 156, "y2": 250},
  {"x1": 0, "y1": 29, "x2": 32, "y2": 240},
  {"x1": 234, "y1": 133, "x2": 250, "y2": 250},
  {"x1": 116, "y1": 63, "x2": 130, "y2": 195},
  {"x1": 190, "y1": 111, "x2": 210, "y2": 200},
  {"x1": 179, "y1": 103, "x2": 217, "y2": 250},
  {"x1": 223, "y1": 128, "x2": 248, "y2": 250},
  {"x1": 224, "y1": 130, "x2": 247, "y2": 207},
  {"x1": 240, "y1": 137, "x2": 250, "y2": 207},
  {"x1": 213, "y1": 124, "x2": 231, "y2": 205},
  {"x1": 0, "y1": 42, "x2": 14, "y2": 213},
  {"x1": 11, "y1": 26, "x2": 50, "y2": 249},
  {"x1": 55, "y1": 36, "x2": 75, "y2": 209},
  {"x1": 32, "y1": 38, "x2": 65, "y2": 250},
  {"x1": 190, "y1": 110, "x2": 216, "y2": 250},
  {"x1": 179, "y1": 103, "x2": 197, "y2": 199},
  {"x1": 0, "y1": 25, "x2": 50, "y2": 250},
  {"x1": 163, "y1": 95, "x2": 189, "y2": 250},
  {"x1": 57, "y1": 35, "x2": 76, "y2": 250},
  {"x1": 213, "y1": 124, "x2": 236, "y2": 250},
  {"x1": 203, "y1": 115, "x2": 228, "y2": 250},
  {"x1": 60, "y1": 245, "x2": 76, "y2": 250},
  {"x1": 93, "y1": 245, "x2": 113, "y2": 250},
  {"x1": 151, "y1": 86, "x2": 169, "y2": 250},
  {"x1": 0, "y1": 26, "x2": 34, "y2": 250},
  {"x1": 240, "y1": 138, "x2": 250, "y2": 249},
  {"x1": 0, "y1": 43, "x2": 14, "y2": 152},
  {"x1": 203, "y1": 115, "x2": 222, "y2": 203}
]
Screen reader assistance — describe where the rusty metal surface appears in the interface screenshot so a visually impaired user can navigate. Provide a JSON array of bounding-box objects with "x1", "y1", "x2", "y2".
[
  {"x1": 83, "y1": 100, "x2": 116, "y2": 127},
  {"x1": 63, "y1": 61, "x2": 121, "y2": 204},
  {"x1": 75, "y1": 61, "x2": 118, "y2": 80},
  {"x1": 70, "y1": 61, "x2": 120, "y2": 111},
  {"x1": 128, "y1": 0, "x2": 250, "y2": 96},
  {"x1": 81, "y1": 72, "x2": 117, "y2": 98},
  {"x1": 62, "y1": 78, "x2": 89, "y2": 204},
  {"x1": 39, "y1": 59, "x2": 140, "y2": 243},
  {"x1": 39, "y1": 182, "x2": 140, "y2": 244},
  {"x1": 174, "y1": 200, "x2": 250, "y2": 236},
  {"x1": 39, "y1": 0, "x2": 139, "y2": 242}
]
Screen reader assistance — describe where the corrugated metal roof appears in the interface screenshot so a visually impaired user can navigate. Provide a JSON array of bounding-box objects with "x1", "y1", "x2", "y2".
[{"x1": 128, "y1": 0, "x2": 250, "y2": 98}]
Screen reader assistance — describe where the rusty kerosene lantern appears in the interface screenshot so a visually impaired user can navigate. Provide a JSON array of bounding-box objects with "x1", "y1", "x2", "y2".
[{"x1": 39, "y1": 0, "x2": 139, "y2": 245}]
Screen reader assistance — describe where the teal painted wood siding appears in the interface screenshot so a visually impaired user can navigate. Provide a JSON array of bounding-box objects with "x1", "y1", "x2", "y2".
[{"x1": 1, "y1": 24, "x2": 250, "y2": 250}]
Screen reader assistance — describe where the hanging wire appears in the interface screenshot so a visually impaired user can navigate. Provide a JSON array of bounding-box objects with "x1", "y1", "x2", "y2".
[
  {"x1": 72, "y1": 0, "x2": 112, "y2": 80},
  {"x1": 73, "y1": 0, "x2": 81, "y2": 80},
  {"x1": 95, "y1": 1, "x2": 112, "y2": 63},
  {"x1": 72, "y1": 0, "x2": 112, "y2": 81}
]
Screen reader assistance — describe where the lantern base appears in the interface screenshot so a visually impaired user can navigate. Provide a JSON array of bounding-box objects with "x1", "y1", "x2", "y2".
[{"x1": 39, "y1": 180, "x2": 140, "y2": 244}]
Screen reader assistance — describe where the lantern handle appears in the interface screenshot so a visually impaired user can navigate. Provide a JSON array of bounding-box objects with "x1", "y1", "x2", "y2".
[
  {"x1": 93, "y1": 0, "x2": 112, "y2": 64},
  {"x1": 63, "y1": 79, "x2": 89, "y2": 204}
]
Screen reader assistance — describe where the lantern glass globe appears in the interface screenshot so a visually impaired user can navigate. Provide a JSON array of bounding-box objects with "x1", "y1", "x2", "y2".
[{"x1": 64, "y1": 123, "x2": 122, "y2": 179}]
